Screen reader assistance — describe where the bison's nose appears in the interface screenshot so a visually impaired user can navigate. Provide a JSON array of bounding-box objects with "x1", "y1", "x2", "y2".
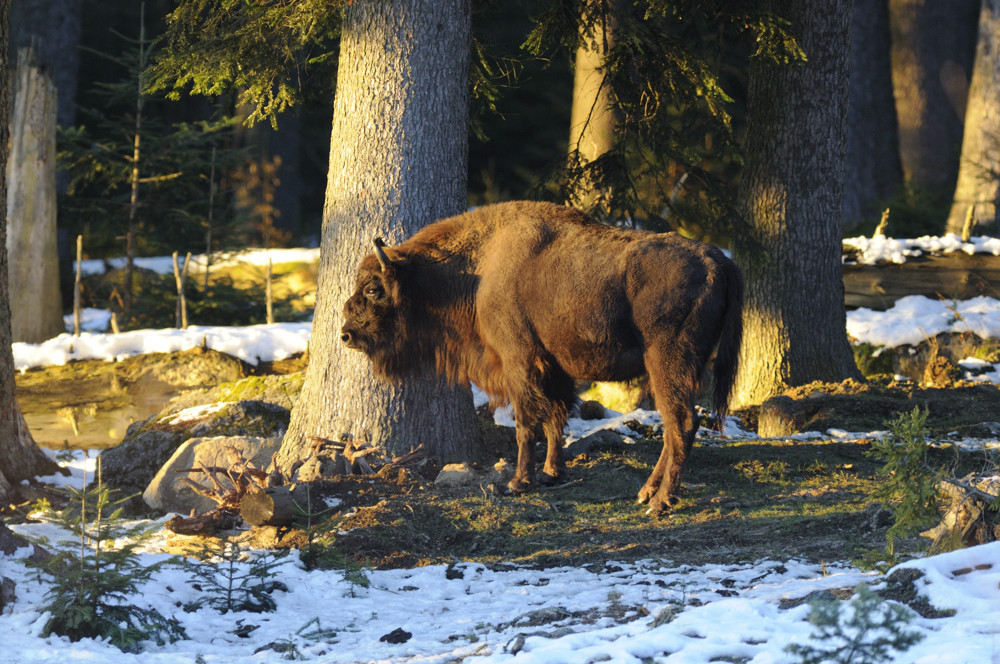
[{"x1": 340, "y1": 330, "x2": 353, "y2": 346}]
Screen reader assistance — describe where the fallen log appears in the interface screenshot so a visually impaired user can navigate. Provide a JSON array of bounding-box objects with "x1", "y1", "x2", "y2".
[
  {"x1": 843, "y1": 252, "x2": 1000, "y2": 310},
  {"x1": 164, "y1": 510, "x2": 241, "y2": 536}
]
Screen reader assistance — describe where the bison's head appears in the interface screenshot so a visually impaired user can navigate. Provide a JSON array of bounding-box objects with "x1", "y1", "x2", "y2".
[{"x1": 340, "y1": 238, "x2": 411, "y2": 376}]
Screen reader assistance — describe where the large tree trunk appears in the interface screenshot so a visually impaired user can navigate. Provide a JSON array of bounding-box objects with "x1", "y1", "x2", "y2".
[
  {"x1": 6, "y1": 47, "x2": 62, "y2": 343},
  {"x1": 0, "y1": 0, "x2": 61, "y2": 505},
  {"x1": 732, "y1": 0, "x2": 862, "y2": 409},
  {"x1": 889, "y1": 0, "x2": 979, "y2": 210},
  {"x1": 945, "y1": 0, "x2": 1000, "y2": 234},
  {"x1": 276, "y1": 0, "x2": 482, "y2": 469},
  {"x1": 843, "y1": 0, "x2": 902, "y2": 230}
]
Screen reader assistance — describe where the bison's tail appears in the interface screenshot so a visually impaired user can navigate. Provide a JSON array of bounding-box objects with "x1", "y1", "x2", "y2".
[{"x1": 711, "y1": 259, "x2": 744, "y2": 424}]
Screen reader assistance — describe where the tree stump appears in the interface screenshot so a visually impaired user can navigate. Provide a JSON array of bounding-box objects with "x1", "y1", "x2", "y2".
[{"x1": 240, "y1": 485, "x2": 316, "y2": 528}]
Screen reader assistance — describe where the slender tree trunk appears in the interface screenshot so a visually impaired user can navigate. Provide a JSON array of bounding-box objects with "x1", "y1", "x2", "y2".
[
  {"x1": 945, "y1": 0, "x2": 1000, "y2": 234},
  {"x1": 277, "y1": 0, "x2": 481, "y2": 468},
  {"x1": 6, "y1": 46, "x2": 62, "y2": 342},
  {"x1": 567, "y1": 4, "x2": 619, "y2": 214},
  {"x1": 732, "y1": 0, "x2": 862, "y2": 409},
  {"x1": 889, "y1": 0, "x2": 979, "y2": 210},
  {"x1": 843, "y1": 0, "x2": 902, "y2": 230},
  {"x1": 0, "y1": 0, "x2": 61, "y2": 504}
]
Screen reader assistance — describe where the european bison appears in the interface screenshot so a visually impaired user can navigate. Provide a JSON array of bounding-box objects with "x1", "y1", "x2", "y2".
[{"x1": 340, "y1": 201, "x2": 743, "y2": 513}]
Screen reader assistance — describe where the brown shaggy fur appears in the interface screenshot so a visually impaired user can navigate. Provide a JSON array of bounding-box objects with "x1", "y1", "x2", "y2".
[{"x1": 341, "y1": 201, "x2": 743, "y2": 513}]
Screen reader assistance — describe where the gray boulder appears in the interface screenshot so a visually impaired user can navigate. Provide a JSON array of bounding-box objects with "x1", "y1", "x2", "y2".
[
  {"x1": 143, "y1": 435, "x2": 282, "y2": 516},
  {"x1": 99, "y1": 400, "x2": 289, "y2": 511}
]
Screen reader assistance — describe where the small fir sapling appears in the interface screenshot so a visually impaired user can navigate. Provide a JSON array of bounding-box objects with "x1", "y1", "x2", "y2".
[
  {"x1": 865, "y1": 407, "x2": 944, "y2": 555},
  {"x1": 786, "y1": 584, "x2": 924, "y2": 664},
  {"x1": 181, "y1": 535, "x2": 289, "y2": 614},
  {"x1": 26, "y1": 461, "x2": 185, "y2": 652}
]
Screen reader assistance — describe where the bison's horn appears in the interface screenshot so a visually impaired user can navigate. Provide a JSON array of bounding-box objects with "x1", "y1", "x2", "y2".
[{"x1": 373, "y1": 237, "x2": 393, "y2": 271}]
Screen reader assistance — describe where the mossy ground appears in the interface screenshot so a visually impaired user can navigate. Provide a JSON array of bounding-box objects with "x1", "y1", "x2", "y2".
[{"x1": 270, "y1": 431, "x2": 982, "y2": 571}]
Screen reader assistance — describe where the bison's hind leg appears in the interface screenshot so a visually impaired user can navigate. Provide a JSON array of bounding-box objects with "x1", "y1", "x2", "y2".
[
  {"x1": 538, "y1": 368, "x2": 576, "y2": 485},
  {"x1": 639, "y1": 343, "x2": 702, "y2": 515}
]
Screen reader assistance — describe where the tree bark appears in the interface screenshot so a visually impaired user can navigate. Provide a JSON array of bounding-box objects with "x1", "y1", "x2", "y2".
[
  {"x1": 889, "y1": 0, "x2": 979, "y2": 207},
  {"x1": 277, "y1": 0, "x2": 482, "y2": 469},
  {"x1": 843, "y1": 0, "x2": 902, "y2": 230},
  {"x1": 567, "y1": 3, "x2": 620, "y2": 213},
  {"x1": 732, "y1": 0, "x2": 862, "y2": 409},
  {"x1": 0, "y1": 0, "x2": 62, "y2": 504},
  {"x1": 6, "y1": 47, "x2": 63, "y2": 343},
  {"x1": 945, "y1": 0, "x2": 1000, "y2": 234},
  {"x1": 9, "y1": 0, "x2": 83, "y2": 132}
]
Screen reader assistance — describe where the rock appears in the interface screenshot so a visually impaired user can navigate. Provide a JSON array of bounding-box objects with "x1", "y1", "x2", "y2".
[
  {"x1": 115, "y1": 345, "x2": 249, "y2": 390},
  {"x1": 578, "y1": 380, "x2": 652, "y2": 413},
  {"x1": 0, "y1": 523, "x2": 49, "y2": 563},
  {"x1": 293, "y1": 454, "x2": 351, "y2": 483},
  {"x1": 434, "y1": 463, "x2": 478, "y2": 487},
  {"x1": 144, "y1": 435, "x2": 283, "y2": 515},
  {"x1": 923, "y1": 353, "x2": 961, "y2": 387},
  {"x1": 379, "y1": 628, "x2": 412, "y2": 644},
  {"x1": 564, "y1": 429, "x2": 624, "y2": 458},
  {"x1": 163, "y1": 372, "x2": 304, "y2": 414},
  {"x1": 0, "y1": 577, "x2": 14, "y2": 612},
  {"x1": 101, "y1": 400, "x2": 290, "y2": 511},
  {"x1": 578, "y1": 400, "x2": 607, "y2": 420},
  {"x1": 486, "y1": 458, "x2": 515, "y2": 485},
  {"x1": 757, "y1": 396, "x2": 810, "y2": 437}
]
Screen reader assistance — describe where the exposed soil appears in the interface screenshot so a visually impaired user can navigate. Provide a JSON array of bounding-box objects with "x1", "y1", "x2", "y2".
[{"x1": 243, "y1": 429, "x2": 977, "y2": 571}]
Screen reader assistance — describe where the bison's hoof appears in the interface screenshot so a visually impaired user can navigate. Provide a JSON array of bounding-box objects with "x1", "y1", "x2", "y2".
[
  {"x1": 644, "y1": 494, "x2": 680, "y2": 515},
  {"x1": 538, "y1": 470, "x2": 561, "y2": 486},
  {"x1": 636, "y1": 485, "x2": 658, "y2": 505},
  {"x1": 505, "y1": 478, "x2": 531, "y2": 494}
]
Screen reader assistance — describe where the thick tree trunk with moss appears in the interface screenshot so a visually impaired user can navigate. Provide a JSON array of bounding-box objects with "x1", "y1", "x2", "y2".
[
  {"x1": 732, "y1": 0, "x2": 862, "y2": 409},
  {"x1": 843, "y1": 0, "x2": 902, "y2": 230},
  {"x1": 889, "y1": 0, "x2": 978, "y2": 208},
  {"x1": 276, "y1": 0, "x2": 481, "y2": 469},
  {"x1": 0, "y1": 1, "x2": 62, "y2": 504},
  {"x1": 945, "y1": 0, "x2": 1000, "y2": 234},
  {"x1": 6, "y1": 47, "x2": 63, "y2": 343}
]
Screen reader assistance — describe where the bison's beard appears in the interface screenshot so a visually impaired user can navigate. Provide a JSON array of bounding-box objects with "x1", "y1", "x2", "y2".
[{"x1": 367, "y1": 345, "x2": 431, "y2": 384}]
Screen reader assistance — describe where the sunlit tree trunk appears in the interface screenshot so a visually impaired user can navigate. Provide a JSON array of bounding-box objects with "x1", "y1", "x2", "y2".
[
  {"x1": 277, "y1": 0, "x2": 481, "y2": 468},
  {"x1": 843, "y1": 0, "x2": 902, "y2": 230},
  {"x1": 946, "y1": 0, "x2": 1000, "y2": 234},
  {"x1": 567, "y1": 2, "x2": 620, "y2": 215},
  {"x1": 6, "y1": 47, "x2": 63, "y2": 343},
  {"x1": 0, "y1": 0, "x2": 61, "y2": 504},
  {"x1": 732, "y1": 0, "x2": 862, "y2": 409},
  {"x1": 889, "y1": 0, "x2": 978, "y2": 210}
]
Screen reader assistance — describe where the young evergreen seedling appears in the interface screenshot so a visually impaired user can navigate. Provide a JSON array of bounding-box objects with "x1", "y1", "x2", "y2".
[
  {"x1": 26, "y1": 461, "x2": 185, "y2": 653},
  {"x1": 182, "y1": 535, "x2": 289, "y2": 614},
  {"x1": 786, "y1": 584, "x2": 924, "y2": 664},
  {"x1": 866, "y1": 407, "x2": 944, "y2": 555}
]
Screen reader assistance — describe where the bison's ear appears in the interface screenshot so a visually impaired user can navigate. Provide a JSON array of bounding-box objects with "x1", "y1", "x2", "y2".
[{"x1": 373, "y1": 237, "x2": 393, "y2": 271}]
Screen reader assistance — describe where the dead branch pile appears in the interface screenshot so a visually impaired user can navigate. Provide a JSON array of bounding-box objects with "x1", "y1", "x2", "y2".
[
  {"x1": 923, "y1": 473, "x2": 1000, "y2": 550},
  {"x1": 164, "y1": 437, "x2": 429, "y2": 535}
]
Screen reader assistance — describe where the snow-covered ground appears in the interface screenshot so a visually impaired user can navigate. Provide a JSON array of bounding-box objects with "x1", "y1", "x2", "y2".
[
  {"x1": 3, "y1": 503, "x2": 998, "y2": 664},
  {"x1": 4, "y1": 242, "x2": 1000, "y2": 662}
]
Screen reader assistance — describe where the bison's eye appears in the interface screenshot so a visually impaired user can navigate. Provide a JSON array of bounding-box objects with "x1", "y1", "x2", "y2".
[{"x1": 363, "y1": 284, "x2": 384, "y2": 301}]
